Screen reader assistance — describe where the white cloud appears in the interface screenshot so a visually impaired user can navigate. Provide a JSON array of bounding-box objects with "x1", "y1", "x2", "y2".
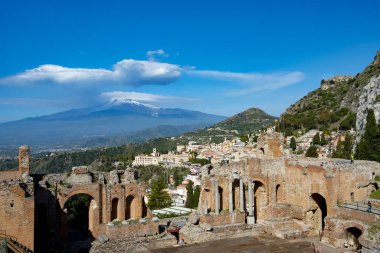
[
  {"x1": 0, "y1": 59, "x2": 181, "y2": 86},
  {"x1": 0, "y1": 57, "x2": 304, "y2": 95},
  {"x1": 101, "y1": 91, "x2": 198, "y2": 104},
  {"x1": 146, "y1": 49, "x2": 169, "y2": 61},
  {"x1": 187, "y1": 69, "x2": 305, "y2": 95}
]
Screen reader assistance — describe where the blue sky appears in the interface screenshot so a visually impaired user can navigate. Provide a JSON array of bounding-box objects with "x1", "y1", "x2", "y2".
[{"x1": 0, "y1": 0, "x2": 379, "y2": 123}]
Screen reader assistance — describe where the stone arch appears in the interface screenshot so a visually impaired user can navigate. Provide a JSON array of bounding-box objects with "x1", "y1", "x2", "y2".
[
  {"x1": 307, "y1": 193, "x2": 327, "y2": 236},
  {"x1": 253, "y1": 180, "x2": 266, "y2": 223},
  {"x1": 232, "y1": 178, "x2": 240, "y2": 211},
  {"x1": 275, "y1": 184, "x2": 283, "y2": 203},
  {"x1": 63, "y1": 193, "x2": 96, "y2": 244},
  {"x1": 125, "y1": 195, "x2": 135, "y2": 220},
  {"x1": 59, "y1": 189, "x2": 97, "y2": 210},
  {"x1": 344, "y1": 227, "x2": 363, "y2": 250},
  {"x1": 218, "y1": 186, "x2": 224, "y2": 211}
]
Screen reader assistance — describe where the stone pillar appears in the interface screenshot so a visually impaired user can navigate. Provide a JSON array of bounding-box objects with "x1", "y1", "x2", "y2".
[
  {"x1": 214, "y1": 179, "x2": 220, "y2": 214},
  {"x1": 204, "y1": 200, "x2": 208, "y2": 215},
  {"x1": 229, "y1": 178, "x2": 233, "y2": 213},
  {"x1": 247, "y1": 179, "x2": 255, "y2": 224},
  {"x1": 239, "y1": 178, "x2": 244, "y2": 212},
  {"x1": 248, "y1": 179, "x2": 253, "y2": 216},
  {"x1": 18, "y1": 145, "x2": 30, "y2": 175}
]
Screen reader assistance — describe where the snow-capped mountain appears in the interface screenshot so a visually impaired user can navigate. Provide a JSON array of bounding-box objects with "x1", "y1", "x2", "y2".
[{"x1": 0, "y1": 100, "x2": 225, "y2": 150}]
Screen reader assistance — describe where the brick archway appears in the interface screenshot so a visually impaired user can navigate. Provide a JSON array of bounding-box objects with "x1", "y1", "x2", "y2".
[
  {"x1": 307, "y1": 192, "x2": 327, "y2": 236},
  {"x1": 58, "y1": 186, "x2": 99, "y2": 210},
  {"x1": 62, "y1": 193, "x2": 98, "y2": 247}
]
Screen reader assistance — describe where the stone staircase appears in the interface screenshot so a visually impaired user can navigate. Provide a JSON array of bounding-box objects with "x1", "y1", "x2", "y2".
[{"x1": 0, "y1": 230, "x2": 33, "y2": 253}]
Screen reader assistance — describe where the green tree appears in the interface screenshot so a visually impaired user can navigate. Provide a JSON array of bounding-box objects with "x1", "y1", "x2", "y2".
[
  {"x1": 193, "y1": 186, "x2": 200, "y2": 208},
  {"x1": 342, "y1": 133, "x2": 353, "y2": 159},
  {"x1": 189, "y1": 158, "x2": 210, "y2": 166},
  {"x1": 147, "y1": 178, "x2": 172, "y2": 210},
  {"x1": 306, "y1": 145, "x2": 318, "y2": 158},
  {"x1": 240, "y1": 134, "x2": 249, "y2": 143},
  {"x1": 65, "y1": 194, "x2": 91, "y2": 231},
  {"x1": 355, "y1": 109, "x2": 380, "y2": 161},
  {"x1": 186, "y1": 180, "x2": 194, "y2": 208},
  {"x1": 284, "y1": 128, "x2": 293, "y2": 137},
  {"x1": 173, "y1": 170, "x2": 180, "y2": 186},
  {"x1": 290, "y1": 137, "x2": 297, "y2": 151},
  {"x1": 332, "y1": 133, "x2": 353, "y2": 159},
  {"x1": 320, "y1": 133, "x2": 328, "y2": 146},
  {"x1": 312, "y1": 133, "x2": 320, "y2": 145}
]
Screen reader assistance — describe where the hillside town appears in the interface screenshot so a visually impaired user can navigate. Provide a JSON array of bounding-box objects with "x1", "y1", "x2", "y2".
[{"x1": 132, "y1": 126, "x2": 358, "y2": 209}]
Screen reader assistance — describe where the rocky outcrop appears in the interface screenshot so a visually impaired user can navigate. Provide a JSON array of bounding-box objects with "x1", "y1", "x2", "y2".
[
  {"x1": 355, "y1": 75, "x2": 380, "y2": 143},
  {"x1": 321, "y1": 75, "x2": 353, "y2": 90}
]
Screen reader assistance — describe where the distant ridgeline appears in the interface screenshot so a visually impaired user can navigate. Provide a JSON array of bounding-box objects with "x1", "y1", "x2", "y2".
[
  {"x1": 0, "y1": 107, "x2": 276, "y2": 174},
  {"x1": 278, "y1": 51, "x2": 380, "y2": 136}
]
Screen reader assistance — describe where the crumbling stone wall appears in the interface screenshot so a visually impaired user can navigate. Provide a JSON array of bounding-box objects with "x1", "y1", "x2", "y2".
[
  {"x1": 36, "y1": 167, "x2": 150, "y2": 246},
  {"x1": 197, "y1": 132, "x2": 380, "y2": 249},
  {"x1": 0, "y1": 181, "x2": 35, "y2": 251},
  {"x1": 199, "y1": 212, "x2": 245, "y2": 226}
]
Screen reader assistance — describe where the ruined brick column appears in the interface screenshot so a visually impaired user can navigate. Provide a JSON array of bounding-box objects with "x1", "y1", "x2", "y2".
[
  {"x1": 229, "y1": 178, "x2": 233, "y2": 213},
  {"x1": 239, "y1": 177, "x2": 244, "y2": 212},
  {"x1": 18, "y1": 145, "x2": 30, "y2": 176},
  {"x1": 247, "y1": 179, "x2": 255, "y2": 224},
  {"x1": 213, "y1": 178, "x2": 220, "y2": 214}
]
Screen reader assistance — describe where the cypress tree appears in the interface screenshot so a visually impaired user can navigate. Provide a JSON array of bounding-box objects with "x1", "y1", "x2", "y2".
[
  {"x1": 306, "y1": 145, "x2": 318, "y2": 158},
  {"x1": 312, "y1": 133, "x2": 320, "y2": 145},
  {"x1": 193, "y1": 186, "x2": 201, "y2": 208},
  {"x1": 186, "y1": 180, "x2": 194, "y2": 208},
  {"x1": 290, "y1": 137, "x2": 297, "y2": 151},
  {"x1": 320, "y1": 133, "x2": 328, "y2": 146},
  {"x1": 173, "y1": 170, "x2": 180, "y2": 186},
  {"x1": 355, "y1": 109, "x2": 380, "y2": 161},
  {"x1": 342, "y1": 133, "x2": 353, "y2": 159}
]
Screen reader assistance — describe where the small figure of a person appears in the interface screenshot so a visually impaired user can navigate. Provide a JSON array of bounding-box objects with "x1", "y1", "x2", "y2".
[
  {"x1": 350, "y1": 154, "x2": 354, "y2": 164},
  {"x1": 368, "y1": 201, "x2": 372, "y2": 212}
]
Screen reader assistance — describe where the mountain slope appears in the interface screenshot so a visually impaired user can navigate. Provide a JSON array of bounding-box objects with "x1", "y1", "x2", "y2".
[
  {"x1": 0, "y1": 100, "x2": 225, "y2": 151},
  {"x1": 175, "y1": 107, "x2": 277, "y2": 144},
  {"x1": 0, "y1": 106, "x2": 276, "y2": 173},
  {"x1": 215, "y1": 108, "x2": 276, "y2": 133},
  {"x1": 278, "y1": 51, "x2": 380, "y2": 135}
]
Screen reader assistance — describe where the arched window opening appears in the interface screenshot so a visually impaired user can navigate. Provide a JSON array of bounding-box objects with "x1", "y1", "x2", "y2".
[
  {"x1": 125, "y1": 196, "x2": 135, "y2": 220},
  {"x1": 111, "y1": 198, "x2": 119, "y2": 221},
  {"x1": 63, "y1": 193, "x2": 95, "y2": 248}
]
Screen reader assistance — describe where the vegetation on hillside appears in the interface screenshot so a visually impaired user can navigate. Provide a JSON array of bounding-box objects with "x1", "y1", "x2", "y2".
[
  {"x1": 0, "y1": 107, "x2": 274, "y2": 174},
  {"x1": 277, "y1": 53, "x2": 380, "y2": 136},
  {"x1": 216, "y1": 108, "x2": 276, "y2": 134}
]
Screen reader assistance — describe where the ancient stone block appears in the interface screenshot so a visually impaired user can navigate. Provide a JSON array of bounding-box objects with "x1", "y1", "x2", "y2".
[
  {"x1": 188, "y1": 212, "x2": 200, "y2": 225},
  {"x1": 67, "y1": 173, "x2": 92, "y2": 184},
  {"x1": 72, "y1": 166, "x2": 89, "y2": 174},
  {"x1": 200, "y1": 223, "x2": 213, "y2": 231}
]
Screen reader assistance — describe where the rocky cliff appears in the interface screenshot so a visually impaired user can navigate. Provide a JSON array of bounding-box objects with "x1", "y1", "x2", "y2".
[
  {"x1": 279, "y1": 50, "x2": 380, "y2": 143},
  {"x1": 355, "y1": 75, "x2": 380, "y2": 143}
]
